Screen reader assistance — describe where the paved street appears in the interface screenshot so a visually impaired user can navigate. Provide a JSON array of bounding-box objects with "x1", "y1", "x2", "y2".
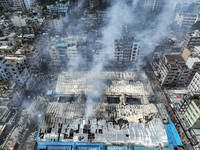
[
  {"x1": 165, "y1": 103, "x2": 193, "y2": 150},
  {"x1": 146, "y1": 64, "x2": 194, "y2": 150},
  {"x1": 145, "y1": 64, "x2": 167, "y2": 103}
]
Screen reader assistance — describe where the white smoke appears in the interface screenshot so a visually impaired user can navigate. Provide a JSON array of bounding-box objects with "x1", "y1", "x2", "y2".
[
  {"x1": 85, "y1": 90, "x2": 102, "y2": 118},
  {"x1": 39, "y1": 0, "x2": 190, "y2": 118},
  {"x1": 101, "y1": 0, "x2": 137, "y2": 61}
]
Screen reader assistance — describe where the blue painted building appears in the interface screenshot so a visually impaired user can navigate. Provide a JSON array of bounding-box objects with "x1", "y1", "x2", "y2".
[{"x1": 50, "y1": 2, "x2": 70, "y2": 15}]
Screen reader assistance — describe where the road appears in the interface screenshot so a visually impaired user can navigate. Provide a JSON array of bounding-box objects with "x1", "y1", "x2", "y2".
[
  {"x1": 165, "y1": 103, "x2": 193, "y2": 150},
  {"x1": 18, "y1": 118, "x2": 38, "y2": 150},
  {"x1": 146, "y1": 64, "x2": 193, "y2": 150},
  {"x1": 145, "y1": 64, "x2": 167, "y2": 103},
  {"x1": 0, "y1": 109, "x2": 20, "y2": 146}
]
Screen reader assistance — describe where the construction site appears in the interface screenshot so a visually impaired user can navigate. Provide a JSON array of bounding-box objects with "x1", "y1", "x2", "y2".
[{"x1": 36, "y1": 72, "x2": 183, "y2": 150}]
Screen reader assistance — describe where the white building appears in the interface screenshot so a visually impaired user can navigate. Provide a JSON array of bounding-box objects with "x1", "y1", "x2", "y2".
[
  {"x1": 0, "y1": 33, "x2": 20, "y2": 55},
  {"x1": 0, "y1": 33, "x2": 17, "y2": 47},
  {"x1": 144, "y1": 0, "x2": 164, "y2": 14},
  {"x1": 11, "y1": 14, "x2": 27, "y2": 27},
  {"x1": 11, "y1": 13, "x2": 45, "y2": 27},
  {"x1": 174, "y1": 2, "x2": 190, "y2": 14},
  {"x1": 24, "y1": 0, "x2": 36, "y2": 10},
  {"x1": 175, "y1": 13, "x2": 199, "y2": 29},
  {"x1": 114, "y1": 36, "x2": 140, "y2": 63},
  {"x1": 13, "y1": 0, "x2": 36, "y2": 11},
  {"x1": 49, "y1": 35, "x2": 87, "y2": 66},
  {"x1": 46, "y1": 18, "x2": 63, "y2": 33},
  {"x1": 0, "y1": 101, "x2": 11, "y2": 123},
  {"x1": 184, "y1": 99, "x2": 200, "y2": 129},
  {"x1": 49, "y1": 1, "x2": 69, "y2": 15},
  {"x1": 182, "y1": 46, "x2": 200, "y2": 81},
  {"x1": 188, "y1": 72, "x2": 200, "y2": 96},
  {"x1": 184, "y1": 30, "x2": 200, "y2": 48},
  {"x1": 13, "y1": 0, "x2": 26, "y2": 11},
  {"x1": 0, "y1": 56, "x2": 30, "y2": 84}
]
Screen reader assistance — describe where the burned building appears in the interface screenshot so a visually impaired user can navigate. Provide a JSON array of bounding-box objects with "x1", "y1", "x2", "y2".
[
  {"x1": 36, "y1": 71, "x2": 183, "y2": 149},
  {"x1": 55, "y1": 72, "x2": 153, "y2": 101},
  {"x1": 37, "y1": 103, "x2": 169, "y2": 148}
]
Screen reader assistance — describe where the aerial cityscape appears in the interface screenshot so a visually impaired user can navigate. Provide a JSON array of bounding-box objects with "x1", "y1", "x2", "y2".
[{"x1": 0, "y1": 0, "x2": 200, "y2": 150}]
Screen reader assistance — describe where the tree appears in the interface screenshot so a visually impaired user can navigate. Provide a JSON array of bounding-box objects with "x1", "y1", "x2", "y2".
[{"x1": 43, "y1": 5, "x2": 47, "y2": 10}]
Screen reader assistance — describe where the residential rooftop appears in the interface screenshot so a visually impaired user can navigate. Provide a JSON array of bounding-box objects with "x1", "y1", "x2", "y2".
[
  {"x1": 165, "y1": 55, "x2": 185, "y2": 63},
  {"x1": 0, "y1": 45, "x2": 13, "y2": 50},
  {"x1": 4, "y1": 56, "x2": 25, "y2": 65},
  {"x1": 189, "y1": 30, "x2": 200, "y2": 37}
]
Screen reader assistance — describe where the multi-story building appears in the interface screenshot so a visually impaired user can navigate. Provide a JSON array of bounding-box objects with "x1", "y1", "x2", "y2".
[
  {"x1": 96, "y1": 10, "x2": 107, "y2": 26},
  {"x1": 114, "y1": 36, "x2": 140, "y2": 64},
  {"x1": 184, "y1": 99, "x2": 200, "y2": 129},
  {"x1": 0, "y1": 33, "x2": 20, "y2": 55},
  {"x1": 0, "y1": 0, "x2": 13, "y2": 8},
  {"x1": 11, "y1": 13, "x2": 45, "y2": 34},
  {"x1": 20, "y1": 44, "x2": 40, "y2": 73},
  {"x1": 174, "y1": 1, "x2": 200, "y2": 14},
  {"x1": 49, "y1": 35, "x2": 87, "y2": 66},
  {"x1": 49, "y1": 43, "x2": 60, "y2": 66},
  {"x1": 0, "y1": 17, "x2": 12, "y2": 32},
  {"x1": 186, "y1": 2, "x2": 200, "y2": 13},
  {"x1": 188, "y1": 72, "x2": 200, "y2": 97},
  {"x1": 177, "y1": 96, "x2": 200, "y2": 145},
  {"x1": 56, "y1": 43, "x2": 67, "y2": 65},
  {"x1": 0, "y1": 100, "x2": 11, "y2": 123},
  {"x1": 10, "y1": 14, "x2": 27, "y2": 27},
  {"x1": 174, "y1": 2, "x2": 190, "y2": 14},
  {"x1": 24, "y1": 0, "x2": 36, "y2": 10},
  {"x1": 89, "y1": 0, "x2": 100, "y2": 10},
  {"x1": 184, "y1": 30, "x2": 200, "y2": 48},
  {"x1": 13, "y1": 0, "x2": 26, "y2": 11},
  {"x1": 49, "y1": 1, "x2": 69, "y2": 16},
  {"x1": 19, "y1": 34, "x2": 35, "y2": 44},
  {"x1": 182, "y1": 46, "x2": 200, "y2": 81},
  {"x1": 175, "y1": 13, "x2": 199, "y2": 30},
  {"x1": 0, "y1": 80, "x2": 16, "y2": 100},
  {"x1": 3, "y1": 0, "x2": 36, "y2": 11},
  {"x1": 152, "y1": 55, "x2": 190, "y2": 87},
  {"x1": 0, "y1": 56, "x2": 30, "y2": 84},
  {"x1": 153, "y1": 46, "x2": 200, "y2": 87},
  {"x1": 144, "y1": 0, "x2": 164, "y2": 14},
  {"x1": 46, "y1": 16, "x2": 63, "y2": 33},
  {"x1": 0, "y1": 16, "x2": 16, "y2": 36},
  {"x1": 0, "y1": 80, "x2": 23, "y2": 105}
]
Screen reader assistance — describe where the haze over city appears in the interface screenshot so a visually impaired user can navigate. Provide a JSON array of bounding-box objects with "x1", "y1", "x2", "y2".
[{"x1": 0, "y1": 0, "x2": 200, "y2": 150}]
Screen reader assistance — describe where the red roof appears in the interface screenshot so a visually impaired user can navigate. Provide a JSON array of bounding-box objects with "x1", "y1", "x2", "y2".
[
  {"x1": 165, "y1": 55, "x2": 184, "y2": 63},
  {"x1": 170, "y1": 64, "x2": 178, "y2": 68},
  {"x1": 11, "y1": 142, "x2": 16, "y2": 147}
]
